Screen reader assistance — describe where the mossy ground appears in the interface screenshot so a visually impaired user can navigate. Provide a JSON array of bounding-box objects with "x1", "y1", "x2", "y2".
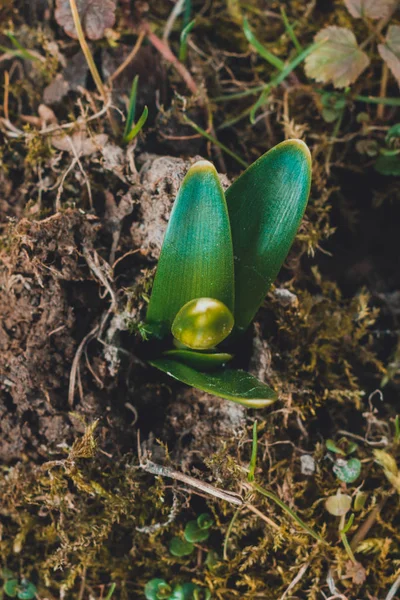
[{"x1": 0, "y1": 1, "x2": 400, "y2": 598}]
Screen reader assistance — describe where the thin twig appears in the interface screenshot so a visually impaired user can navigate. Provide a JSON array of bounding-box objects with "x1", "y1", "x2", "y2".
[
  {"x1": 66, "y1": 135, "x2": 93, "y2": 208},
  {"x1": 109, "y1": 31, "x2": 146, "y2": 84},
  {"x1": 3, "y1": 71, "x2": 10, "y2": 121},
  {"x1": 140, "y1": 458, "x2": 243, "y2": 505},
  {"x1": 163, "y1": 0, "x2": 186, "y2": 41},
  {"x1": 385, "y1": 570, "x2": 400, "y2": 600},
  {"x1": 377, "y1": 62, "x2": 389, "y2": 121},
  {"x1": 69, "y1": 0, "x2": 106, "y2": 102},
  {"x1": 144, "y1": 22, "x2": 200, "y2": 98},
  {"x1": 279, "y1": 562, "x2": 310, "y2": 600}
]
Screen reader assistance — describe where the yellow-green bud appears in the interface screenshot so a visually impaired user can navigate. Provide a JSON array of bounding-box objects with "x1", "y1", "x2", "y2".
[{"x1": 171, "y1": 298, "x2": 234, "y2": 350}]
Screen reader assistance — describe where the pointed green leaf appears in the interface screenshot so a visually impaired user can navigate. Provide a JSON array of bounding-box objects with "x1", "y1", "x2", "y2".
[
  {"x1": 225, "y1": 139, "x2": 311, "y2": 331},
  {"x1": 163, "y1": 349, "x2": 233, "y2": 371},
  {"x1": 146, "y1": 161, "x2": 234, "y2": 335},
  {"x1": 149, "y1": 359, "x2": 277, "y2": 408}
]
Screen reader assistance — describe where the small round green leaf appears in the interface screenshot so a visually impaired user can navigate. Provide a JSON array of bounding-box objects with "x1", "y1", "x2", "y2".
[
  {"x1": 325, "y1": 492, "x2": 352, "y2": 517},
  {"x1": 184, "y1": 520, "x2": 210, "y2": 543},
  {"x1": 170, "y1": 584, "x2": 195, "y2": 600},
  {"x1": 4, "y1": 580, "x2": 18, "y2": 598},
  {"x1": 145, "y1": 579, "x2": 171, "y2": 600},
  {"x1": 172, "y1": 298, "x2": 234, "y2": 350},
  {"x1": 333, "y1": 458, "x2": 361, "y2": 483},
  {"x1": 17, "y1": 580, "x2": 37, "y2": 600},
  {"x1": 169, "y1": 537, "x2": 195, "y2": 557},
  {"x1": 197, "y1": 513, "x2": 213, "y2": 530}
]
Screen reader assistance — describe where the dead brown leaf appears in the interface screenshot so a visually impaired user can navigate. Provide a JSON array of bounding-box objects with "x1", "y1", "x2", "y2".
[
  {"x1": 55, "y1": 0, "x2": 116, "y2": 40},
  {"x1": 305, "y1": 26, "x2": 370, "y2": 88},
  {"x1": 52, "y1": 130, "x2": 108, "y2": 156},
  {"x1": 342, "y1": 560, "x2": 367, "y2": 585}
]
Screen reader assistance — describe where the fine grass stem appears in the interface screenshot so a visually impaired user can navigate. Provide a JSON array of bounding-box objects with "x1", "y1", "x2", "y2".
[
  {"x1": 248, "y1": 420, "x2": 258, "y2": 482},
  {"x1": 243, "y1": 17, "x2": 285, "y2": 71},
  {"x1": 179, "y1": 18, "x2": 196, "y2": 62},
  {"x1": 251, "y1": 481, "x2": 325, "y2": 543},
  {"x1": 280, "y1": 7, "x2": 303, "y2": 53},
  {"x1": 183, "y1": 116, "x2": 249, "y2": 168}
]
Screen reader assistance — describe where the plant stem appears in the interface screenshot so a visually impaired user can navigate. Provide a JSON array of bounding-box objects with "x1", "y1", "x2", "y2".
[
  {"x1": 377, "y1": 62, "x2": 389, "y2": 120},
  {"x1": 251, "y1": 481, "x2": 326, "y2": 543},
  {"x1": 68, "y1": 0, "x2": 106, "y2": 102},
  {"x1": 183, "y1": 116, "x2": 249, "y2": 167}
]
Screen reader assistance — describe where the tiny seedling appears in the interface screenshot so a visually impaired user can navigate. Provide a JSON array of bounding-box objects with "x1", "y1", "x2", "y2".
[
  {"x1": 2, "y1": 575, "x2": 37, "y2": 600},
  {"x1": 144, "y1": 139, "x2": 311, "y2": 408},
  {"x1": 123, "y1": 75, "x2": 149, "y2": 144},
  {"x1": 145, "y1": 579, "x2": 210, "y2": 600},
  {"x1": 326, "y1": 438, "x2": 361, "y2": 484},
  {"x1": 169, "y1": 512, "x2": 214, "y2": 557}
]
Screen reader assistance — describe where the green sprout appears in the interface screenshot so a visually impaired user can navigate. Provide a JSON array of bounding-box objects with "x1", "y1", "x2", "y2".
[
  {"x1": 144, "y1": 140, "x2": 311, "y2": 408},
  {"x1": 3, "y1": 577, "x2": 37, "y2": 600},
  {"x1": 145, "y1": 579, "x2": 210, "y2": 600},
  {"x1": 169, "y1": 512, "x2": 214, "y2": 557},
  {"x1": 326, "y1": 438, "x2": 362, "y2": 484}
]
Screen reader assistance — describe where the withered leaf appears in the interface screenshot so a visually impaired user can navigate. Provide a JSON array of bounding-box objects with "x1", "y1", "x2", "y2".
[
  {"x1": 344, "y1": 0, "x2": 397, "y2": 19},
  {"x1": 378, "y1": 25, "x2": 400, "y2": 87},
  {"x1": 55, "y1": 0, "x2": 116, "y2": 41},
  {"x1": 305, "y1": 26, "x2": 370, "y2": 88},
  {"x1": 52, "y1": 130, "x2": 108, "y2": 156},
  {"x1": 343, "y1": 560, "x2": 367, "y2": 585}
]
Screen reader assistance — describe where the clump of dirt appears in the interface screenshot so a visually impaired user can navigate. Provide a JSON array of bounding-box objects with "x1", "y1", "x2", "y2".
[
  {"x1": 0, "y1": 210, "x2": 102, "y2": 461},
  {"x1": 0, "y1": 156, "x2": 243, "y2": 465}
]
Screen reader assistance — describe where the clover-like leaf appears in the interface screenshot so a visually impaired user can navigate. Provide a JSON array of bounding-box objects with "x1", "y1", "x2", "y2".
[
  {"x1": 225, "y1": 139, "x2": 311, "y2": 332},
  {"x1": 169, "y1": 537, "x2": 195, "y2": 557},
  {"x1": 163, "y1": 349, "x2": 233, "y2": 371},
  {"x1": 145, "y1": 579, "x2": 172, "y2": 600},
  {"x1": 378, "y1": 25, "x2": 400, "y2": 88},
  {"x1": 55, "y1": 0, "x2": 116, "y2": 40},
  {"x1": 333, "y1": 458, "x2": 362, "y2": 483},
  {"x1": 305, "y1": 26, "x2": 370, "y2": 88},
  {"x1": 149, "y1": 359, "x2": 277, "y2": 408},
  {"x1": 344, "y1": 0, "x2": 397, "y2": 19},
  {"x1": 4, "y1": 579, "x2": 18, "y2": 598},
  {"x1": 184, "y1": 520, "x2": 210, "y2": 543},
  {"x1": 146, "y1": 161, "x2": 234, "y2": 334},
  {"x1": 197, "y1": 513, "x2": 213, "y2": 530}
]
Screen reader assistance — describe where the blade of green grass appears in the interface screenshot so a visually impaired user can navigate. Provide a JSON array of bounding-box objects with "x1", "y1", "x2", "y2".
[
  {"x1": 184, "y1": 116, "x2": 249, "y2": 167},
  {"x1": 250, "y1": 38, "x2": 326, "y2": 123},
  {"x1": 251, "y1": 481, "x2": 325, "y2": 543},
  {"x1": 280, "y1": 7, "x2": 303, "y2": 53},
  {"x1": 243, "y1": 17, "x2": 285, "y2": 71},
  {"x1": 124, "y1": 106, "x2": 148, "y2": 143},
  {"x1": 123, "y1": 75, "x2": 139, "y2": 141},
  {"x1": 179, "y1": 18, "x2": 196, "y2": 62},
  {"x1": 248, "y1": 420, "x2": 258, "y2": 482}
]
